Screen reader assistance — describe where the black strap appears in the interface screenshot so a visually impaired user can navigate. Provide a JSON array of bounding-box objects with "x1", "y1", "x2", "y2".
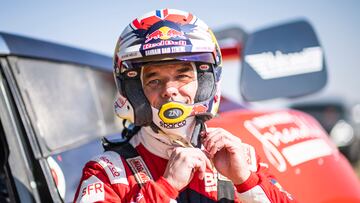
[
  {"x1": 190, "y1": 120, "x2": 204, "y2": 148},
  {"x1": 217, "y1": 179, "x2": 235, "y2": 202},
  {"x1": 104, "y1": 141, "x2": 139, "y2": 159},
  {"x1": 108, "y1": 142, "x2": 152, "y2": 187}
]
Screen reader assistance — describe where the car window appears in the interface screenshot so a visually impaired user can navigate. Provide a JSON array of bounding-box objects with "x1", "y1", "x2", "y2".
[{"x1": 9, "y1": 57, "x2": 121, "y2": 155}]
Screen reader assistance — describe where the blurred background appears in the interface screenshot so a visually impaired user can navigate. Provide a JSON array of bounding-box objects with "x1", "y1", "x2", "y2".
[{"x1": 1, "y1": 0, "x2": 360, "y2": 173}]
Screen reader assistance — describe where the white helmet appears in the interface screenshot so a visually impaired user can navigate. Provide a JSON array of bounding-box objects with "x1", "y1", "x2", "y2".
[{"x1": 113, "y1": 9, "x2": 222, "y2": 145}]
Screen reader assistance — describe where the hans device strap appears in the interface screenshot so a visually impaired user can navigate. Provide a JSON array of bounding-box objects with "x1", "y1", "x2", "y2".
[{"x1": 103, "y1": 140, "x2": 153, "y2": 187}]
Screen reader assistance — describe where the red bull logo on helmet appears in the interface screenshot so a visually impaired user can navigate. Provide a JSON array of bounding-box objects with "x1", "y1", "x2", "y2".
[
  {"x1": 143, "y1": 40, "x2": 187, "y2": 50},
  {"x1": 145, "y1": 26, "x2": 185, "y2": 43}
]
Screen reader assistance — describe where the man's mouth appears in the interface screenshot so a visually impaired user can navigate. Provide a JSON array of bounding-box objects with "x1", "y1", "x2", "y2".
[{"x1": 159, "y1": 98, "x2": 189, "y2": 108}]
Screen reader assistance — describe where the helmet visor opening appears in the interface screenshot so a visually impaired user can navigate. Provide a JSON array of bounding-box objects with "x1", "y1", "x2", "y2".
[{"x1": 140, "y1": 61, "x2": 197, "y2": 91}]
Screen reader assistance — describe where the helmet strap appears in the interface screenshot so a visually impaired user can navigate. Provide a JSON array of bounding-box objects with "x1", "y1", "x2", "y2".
[
  {"x1": 150, "y1": 121, "x2": 160, "y2": 134},
  {"x1": 190, "y1": 119, "x2": 205, "y2": 148}
]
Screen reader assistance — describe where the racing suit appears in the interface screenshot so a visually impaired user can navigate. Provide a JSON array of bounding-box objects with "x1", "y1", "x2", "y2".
[{"x1": 74, "y1": 126, "x2": 296, "y2": 203}]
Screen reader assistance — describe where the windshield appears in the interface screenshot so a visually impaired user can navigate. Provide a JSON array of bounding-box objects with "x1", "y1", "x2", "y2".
[{"x1": 10, "y1": 57, "x2": 121, "y2": 155}]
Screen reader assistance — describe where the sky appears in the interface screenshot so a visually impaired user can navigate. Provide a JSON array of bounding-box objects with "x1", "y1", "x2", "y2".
[{"x1": 1, "y1": 0, "x2": 360, "y2": 106}]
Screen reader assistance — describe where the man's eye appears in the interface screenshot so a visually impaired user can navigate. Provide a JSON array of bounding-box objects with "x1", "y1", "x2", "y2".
[
  {"x1": 147, "y1": 79, "x2": 161, "y2": 87},
  {"x1": 177, "y1": 74, "x2": 192, "y2": 80}
]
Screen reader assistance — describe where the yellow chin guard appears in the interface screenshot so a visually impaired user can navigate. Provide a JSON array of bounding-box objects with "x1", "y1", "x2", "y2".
[{"x1": 158, "y1": 102, "x2": 193, "y2": 124}]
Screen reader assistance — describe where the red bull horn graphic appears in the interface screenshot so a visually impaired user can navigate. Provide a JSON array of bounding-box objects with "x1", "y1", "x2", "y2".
[{"x1": 145, "y1": 26, "x2": 185, "y2": 43}]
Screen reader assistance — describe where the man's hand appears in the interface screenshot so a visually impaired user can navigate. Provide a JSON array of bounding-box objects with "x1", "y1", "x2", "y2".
[
  {"x1": 202, "y1": 127, "x2": 251, "y2": 185},
  {"x1": 163, "y1": 147, "x2": 212, "y2": 191}
]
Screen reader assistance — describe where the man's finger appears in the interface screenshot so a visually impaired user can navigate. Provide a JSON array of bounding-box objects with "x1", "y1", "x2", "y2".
[{"x1": 203, "y1": 133, "x2": 222, "y2": 152}]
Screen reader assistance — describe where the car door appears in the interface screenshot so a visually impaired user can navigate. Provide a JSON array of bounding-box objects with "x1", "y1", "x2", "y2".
[
  {"x1": 0, "y1": 57, "x2": 43, "y2": 202},
  {"x1": 0, "y1": 55, "x2": 122, "y2": 202}
]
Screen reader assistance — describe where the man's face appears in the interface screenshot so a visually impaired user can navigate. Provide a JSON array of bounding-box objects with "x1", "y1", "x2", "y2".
[{"x1": 142, "y1": 62, "x2": 198, "y2": 109}]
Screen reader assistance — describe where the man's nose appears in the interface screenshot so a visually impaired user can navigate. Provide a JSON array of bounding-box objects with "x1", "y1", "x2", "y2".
[{"x1": 161, "y1": 82, "x2": 180, "y2": 98}]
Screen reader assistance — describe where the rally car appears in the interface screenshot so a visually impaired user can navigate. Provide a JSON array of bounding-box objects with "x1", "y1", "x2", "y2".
[{"x1": 0, "y1": 20, "x2": 359, "y2": 203}]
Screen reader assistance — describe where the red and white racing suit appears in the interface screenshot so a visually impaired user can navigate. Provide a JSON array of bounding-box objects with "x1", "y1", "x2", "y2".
[{"x1": 74, "y1": 127, "x2": 296, "y2": 203}]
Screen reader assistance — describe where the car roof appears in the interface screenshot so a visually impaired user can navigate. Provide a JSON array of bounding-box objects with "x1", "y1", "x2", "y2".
[{"x1": 0, "y1": 32, "x2": 112, "y2": 72}]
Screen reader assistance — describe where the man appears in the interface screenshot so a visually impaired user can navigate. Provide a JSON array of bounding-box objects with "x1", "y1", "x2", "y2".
[{"x1": 74, "y1": 9, "x2": 296, "y2": 202}]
